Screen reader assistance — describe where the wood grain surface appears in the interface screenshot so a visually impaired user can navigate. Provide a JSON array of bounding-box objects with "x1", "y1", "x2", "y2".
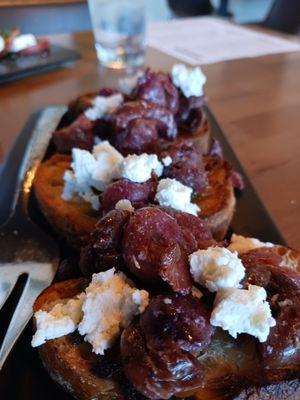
[{"x1": 0, "y1": 30, "x2": 299, "y2": 248}]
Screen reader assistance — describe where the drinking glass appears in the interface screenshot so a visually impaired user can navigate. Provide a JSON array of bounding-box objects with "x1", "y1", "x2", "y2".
[{"x1": 87, "y1": 0, "x2": 146, "y2": 70}]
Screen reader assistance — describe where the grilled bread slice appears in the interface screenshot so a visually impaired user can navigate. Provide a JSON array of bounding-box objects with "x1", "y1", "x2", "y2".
[
  {"x1": 33, "y1": 279, "x2": 300, "y2": 400},
  {"x1": 33, "y1": 154, "x2": 99, "y2": 248},
  {"x1": 34, "y1": 154, "x2": 234, "y2": 247}
]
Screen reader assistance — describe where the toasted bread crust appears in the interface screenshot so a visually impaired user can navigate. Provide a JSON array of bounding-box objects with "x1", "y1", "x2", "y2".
[
  {"x1": 196, "y1": 156, "x2": 235, "y2": 241},
  {"x1": 34, "y1": 279, "x2": 299, "y2": 400},
  {"x1": 34, "y1": 154, "x2": 99, "y2": 248},
  {"x1": 33, "y1": 279, "x2": 87, "y2": 313}
]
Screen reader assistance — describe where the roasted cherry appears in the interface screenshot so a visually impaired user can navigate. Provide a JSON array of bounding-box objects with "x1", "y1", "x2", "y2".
[
  {"x1": 134, "y1": 68, "x2": 179, "y2": 115},
  {"x1": 53, "y1": 115, "x2": 95, "y2": 153},
  {"x1": 122, "y1": 207, "x2": 192, "y2": 294},
  {"x1": 243, "y1": 249, "x2": 300, "y2": 371},
  {"x1": 160, "y1": 140, "x2": 208, "y2": 194},
  {"x1": 101, "y1": 178, "x2": 157, "y2": 213},
  {"x1": 161, "y1": 207, "x2": 215, "y2": 253},
  {"x1": 176, "y1": 91, "x2": 205, "y2": 130},
  {"x1": 114, "y1": 118, "x2": 159, "y2": 156},
  {"x1": 121, "y1": 293, "x2": 214, "y2": 399},
  {"x1": 80, "y1": 209, "x2": 130, "y2": 276},
  {"x1": 111, "y1": 100, "x2": 177, "y2": 140}
]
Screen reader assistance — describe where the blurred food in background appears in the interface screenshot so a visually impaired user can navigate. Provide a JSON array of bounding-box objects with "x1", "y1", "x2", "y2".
[{"x1": 0, "y1": 29, "x2": 50, "y2": 60}]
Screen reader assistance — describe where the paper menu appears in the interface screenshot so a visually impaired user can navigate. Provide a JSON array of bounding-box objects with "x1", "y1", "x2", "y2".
[{"x1": 147, "y1": 17, "x2": 300, "y2": 65}]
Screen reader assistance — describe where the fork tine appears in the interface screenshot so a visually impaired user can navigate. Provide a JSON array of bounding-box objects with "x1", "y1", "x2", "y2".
[
  {"x1": 0, "y1": 268, "x2": 53, "y2": 370},
  {"x1": 0, "y1": 273, "x2": 19, "y2": 311}
]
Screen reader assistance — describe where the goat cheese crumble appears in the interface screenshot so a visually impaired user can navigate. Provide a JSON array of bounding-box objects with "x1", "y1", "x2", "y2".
[
  {"x1": 31, "y1": 293, "x2": 85, "y2": 347},
  {"x1": 32, "y1": 269, "x2": 149, "y2": 353},
  {"x1": 189, "y1": 246, "x2": 245, "y2": 292},
  {"x1": 84, "y1": 93, "x2": 123, "y2": 121},
  {"x1": 62, "y1": 148, "x2": 99, "y2": 209},
  {"x1": 10, "y1": 34, "x2": 37, "y2": 52},
  {"x1": 155, "y1": 178, "x2": 200, "y2": 216},
  {"x1": 162, "y1": 156, "x2": 172, "y2": 167},
  {"x1": 228, "y1": 234, "x2": 274, "y2": 255},
  {"x1": 119, "y1": 153, "x2": 163, "y2": 183},
  {"x1": 78, "y1": 269, "x2": 149, "y2": 354},
  {"x1": 210, "y1": 285, "x2": 276, "y2": 342},
  {"x1": 115, "y1": 199, "x2": 135, "y2": 213},
  {"x1": 171, "y1": 64, "x2": 207, "y2": 98},
  {"x1": 92, "y1": 141, "x2": 124, "y2": 187},
  {"x1": 62, "y1": 142, "x2": 124, "y2": 210}
]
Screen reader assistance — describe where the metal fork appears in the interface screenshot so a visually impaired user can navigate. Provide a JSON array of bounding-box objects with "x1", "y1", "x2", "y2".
[{"x1": 0, "y1": 106, "x2": 67, "y2": 370}]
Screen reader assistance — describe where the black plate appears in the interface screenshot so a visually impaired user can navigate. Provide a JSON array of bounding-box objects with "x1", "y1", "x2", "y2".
[
  {"x1": 0, "y1": 45, "x2": 81, "y2": 84},
  {"x1": 0, "y1": 107, "x2": 285, "y2": 399}
]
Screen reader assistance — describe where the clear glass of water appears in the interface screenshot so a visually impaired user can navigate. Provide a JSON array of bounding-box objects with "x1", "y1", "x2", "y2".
[{"x1": 87, "y1": 0, "x2": 146, "y2": 70}]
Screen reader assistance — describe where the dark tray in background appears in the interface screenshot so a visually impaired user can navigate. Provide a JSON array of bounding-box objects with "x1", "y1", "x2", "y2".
[
  {"x1": 0, "y1": 45, "x2": 81, "y2": 84},
  {"x1": 0, "y1": 106, "x2": 286, "y2": 399}
]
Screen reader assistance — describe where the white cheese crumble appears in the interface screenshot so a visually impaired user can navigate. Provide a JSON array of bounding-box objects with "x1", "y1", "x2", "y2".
[
  {"x1": 84, "y1": 93, "x2": 123, "y2": 121},
  {"x1": 189, "y1": 246, "x2": 245, "y2": 292},
  {"x1": 115, "y1": 199, "x2": 135, "y2": 213},
  {"x1": 0, "y1": 36, "x2": 5, "y2": 53},
  {"x1": 31, "y1": 293, "x2": 85, "y2": 347},
  {"x1": 171, "y1": 63, "x2": 207, "y2": 98},
  {"x1": 32, "y1": 269, "x2": 149, "y2": 353},
  {"x1": 228, "y1": 234, "x2": 274, "y2": 255},
  {"x1": 162, "y1": 156, "x2": 172, "y2": 167},
  {"x1": 10, "y1": 34, "x2": 37, "y2": 52},
  {"x1": 91, "y1": 141, "x2": 124, "y2": 187},
  {"x1": 78, "y1": 268, "x2": 149, "y2": 355},
  {"x1": 155, "y1": 178, "x2": 200, "y2": 216},
  {"x1": 62, "y1": 141, "x2": 124, "y2": 210},
  {"x1": 119, "y1": 153, "x2": 163, "y2": 183},
  {"x1": 62, "y1": 148, "x2": 99, "y2": 210},
  {"x1": 210, "y1": 285, "x2": 276, "y2": 342}
]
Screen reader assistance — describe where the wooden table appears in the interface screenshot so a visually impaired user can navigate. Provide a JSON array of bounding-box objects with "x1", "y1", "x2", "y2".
[{"x1": 0, "y1": 31, "x2": 299, "y2": 248}]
